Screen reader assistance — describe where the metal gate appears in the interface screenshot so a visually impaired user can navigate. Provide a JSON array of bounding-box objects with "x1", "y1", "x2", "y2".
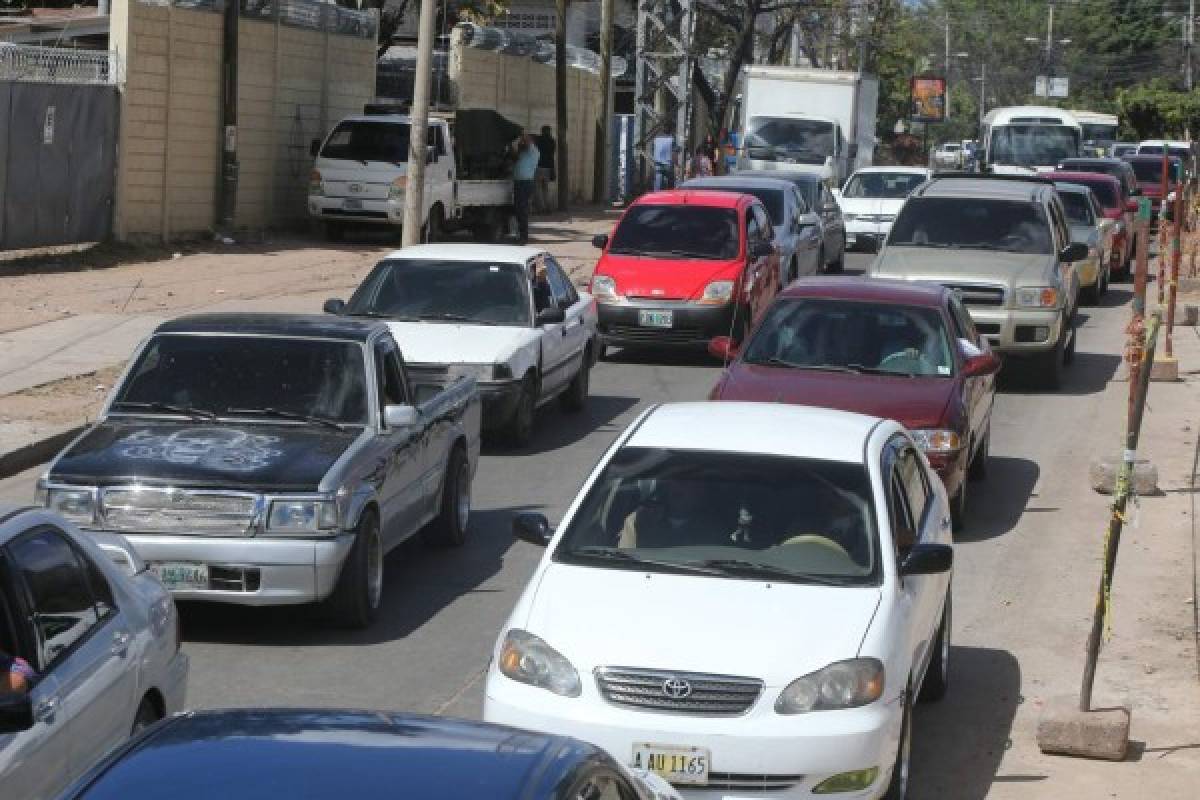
[{"x1": 0, "y1": 46, "x2": 119, "y2": 250}]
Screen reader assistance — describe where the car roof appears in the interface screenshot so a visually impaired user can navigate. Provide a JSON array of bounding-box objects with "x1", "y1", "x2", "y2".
[
  {"x1": 627, "y1": 402, "x2": 881, "y2": 464},
  {"x1": 634, "y1": 189, "x2": 751, "y2": 209},
  {"x1": 154, "y1": 313, "x2": 385, "y2": 342},
  {"x1": 850, "y1": 166, "x2": 931, "y2": 175},
  {"x1": 915, "y1": 176, "x2": 1049, "y2": 201},
  {"x1": 1124, "y1": 153, "x2": 1183, "y2": 163},
  {"x1": 778, "y1": 276, "x2": 947, "y2": 308},
  {"x1": 380, "y1": 243, "x2": 546, "y2": 263},
  {"x1": 682, "y1": 176, "x2": 795, "y2": 192},
  {"x1": 70, "y1": 709, "x2": 588, "y2": 800},
  {"x1": 1045, "y1": 171, "x2": 1121, "y2": 186},
  {"x1": 1059, "y1": 158, "x2": 1127, "y2": 167},
  {"x1": 1052, "y1": 182, "x2": 1092, "y2": 196},
  {"x1": 732, "y1": 168, "x2": 820, "y2": 185}
]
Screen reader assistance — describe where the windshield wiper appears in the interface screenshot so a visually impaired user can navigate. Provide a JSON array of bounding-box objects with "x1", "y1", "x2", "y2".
[
  {"x1": 226, "y1": 407, "x2": 347, "y2": 431},
  {"x1": 570, "y1": 546, "x2": 725, "y2": 576},
  {"x1": 417, "y1": 312, "x2": 498, "y2": 325},
  {"x1": 846, "y1": 363, "x2": 914, "y2": 377},
  {"x1": 755, "y1": 358, "x2": 861, "y2": 373},
  {"x1": 110, "y1": 401, "x2": 217, "y2": 421},
  {"x1": 694, "y1": 559, "x2": 857, "y2": 586}
]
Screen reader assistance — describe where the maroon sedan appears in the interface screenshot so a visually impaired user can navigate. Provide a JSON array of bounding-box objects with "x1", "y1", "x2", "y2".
[{"x1": 708, "y1": 277, "x2": 1000, "y2": 529}]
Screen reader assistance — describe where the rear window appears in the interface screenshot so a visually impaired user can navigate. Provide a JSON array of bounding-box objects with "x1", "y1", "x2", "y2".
[
  {"x1": 1129, "y1": 159, "x2": 1175, "y2": 183},
  {"x1": 609, "y1": 205, "x2": 740, "y2": 260},
  {"x1": 888, "y1": 197, "x2": 1053, "y2": 254},
  {"x1": 1058, "y1": 191, "x2": 1094, "y2": 225},
  {"x1": 1067, "y1": 178, "x2": 1117, "y2": 208}
]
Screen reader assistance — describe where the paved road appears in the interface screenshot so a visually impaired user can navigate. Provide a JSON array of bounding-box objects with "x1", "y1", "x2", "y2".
[{"x1": 0, "y1": 251, "x2": 1157, "y2": 797}]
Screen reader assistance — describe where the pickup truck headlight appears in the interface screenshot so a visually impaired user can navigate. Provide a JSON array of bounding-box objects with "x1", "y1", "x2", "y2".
[
  {"x1": 775, "y1": 658, "x2": 884, "y2": 714},
  {"x1": 591, "y1": 274, "x2": 620, "y2": 303},
  {"x1": 497, "y1": 629, "x2": 581, "y2": 697},
  {"x1": 910, "y1": 429, "x2": 964, "y2": 454},
  {"x1": 1014, "y1": 287, "x2": 1059, "y2": 308},
  {"x1": 308, "y1": 170, "x2": 325, "y2": 197},
  {"x1": 41, "y1": 487, "x2": 97, "y2": 525},
  {"x1": 267, "y1": 500, "x2": 338, "y2": 533},
  {"x1": 388, "y1": 175, "x2": 407, "y2": 200},
  {"x1": 696, "y1": 280, "x2": 734, "y2": 305}
]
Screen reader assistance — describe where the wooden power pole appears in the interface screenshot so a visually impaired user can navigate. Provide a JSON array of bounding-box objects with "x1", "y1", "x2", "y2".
[
  {"x1": 595, "y1": 0, "x2": 615, "y2": 204},
  {"x1": 555, "y1": 0, "x2": 570, "y2": 212},
  {"x1": 402, "y1": 0, "x2": 438, "y2": 245}
]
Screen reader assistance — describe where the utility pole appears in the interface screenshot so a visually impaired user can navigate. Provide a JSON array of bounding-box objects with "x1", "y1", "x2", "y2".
[
  {"x1": 1186, "y1": 0, "x2": 1194, "y2": 91},
  {"x1": 555, "y1": 0, "x2": 569, "y2": 212},
  {"x1": 595, "y1": 0, "x2": 614, "y2": 203},
  {"x1": 401, "y1": 0, "x2": 437, "y2": 246},
  {"x1": 944, "y1": 12, "x2": 951, "y2": 120},
  {"x1": 217, "y1": 0, "x2": 239, "y2": 233},
  {"x1": 977, "y1": 62, "x2": 986, "y2": 133}
]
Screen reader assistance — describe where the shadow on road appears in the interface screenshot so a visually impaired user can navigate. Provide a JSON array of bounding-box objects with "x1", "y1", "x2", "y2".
[
  {"x1": 998, "y1": 350, "x2": 1121, "y2": 397},
  {"x1": 959, "y1": 455, "x2": 1040, "y2": 542},
  {"x1": 603, "y1": 347, "x2": 721, "y2": 369},
  {"x1": 1097, "y1": 285, "x2": 1133, "y2": 309},
  {"x1": 178, "y1": 505, "x2": 529, "y2": 647},
  {"x1": 911, "y1": 645, "x2": 1025, "y2": 799},
  {"x1": 484, "y1": 393, "x2": 639, "y2": 456}
]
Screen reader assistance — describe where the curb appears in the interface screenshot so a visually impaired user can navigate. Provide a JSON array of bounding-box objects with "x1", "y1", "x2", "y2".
[{"x1": 0, "y1": 425, "x2": 83, "y2": 481}]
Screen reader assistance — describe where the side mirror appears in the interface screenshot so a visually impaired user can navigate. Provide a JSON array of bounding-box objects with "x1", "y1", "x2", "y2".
[
  {"x1": 323, "y1": 298, "x2": 346, "y2": 315},
  {"x1": 0, "y1": 693, "x2": 33, "y2": 734},
  {"x1": 513, "y1": 512, "x2": 553, "y2": 547},
  {"x1": 749, "y1": 239, "x2": 774, "y2": 259},
  {"x1": 383, "y1": 404, "x2": 418, "y2": 429},
  {"x1": 535, "y1": 307, "x2": 566, "y2": 326},
  {"x1": 899, "y1": 543, "x2": 954, "y2": 576},
  {"x1": 962, "y1": 352, "x2": 1002, "y2": 377},
  {"x1": 708, "y1": 335, "x2": 738, "y2": 361},
  {"x1": 310, "y1": 138, "x2": 321, "y2": 158},
  {"x1": 592, "y1": 233, "x2": 609, "y2": 250},
  {"x1": 1125, "y1": 199, "x2": 1139, "y2": 213},
  {"x1": 1060, "y1": 242, "x2": 1089, "y2": 263}
]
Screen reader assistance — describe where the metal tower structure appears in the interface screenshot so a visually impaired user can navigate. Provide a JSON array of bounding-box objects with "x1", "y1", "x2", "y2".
[{"x1": 633, "y1": 0, "x2": 696, "y2": 185}]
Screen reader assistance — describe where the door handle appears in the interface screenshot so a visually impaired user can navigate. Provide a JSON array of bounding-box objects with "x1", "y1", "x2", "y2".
[
  {"x1": 112, "y1": 630, "x2": 131, "y2": 657},
  {"x1": 34, "y1": 697, "x2": 58, "y2": 722}
]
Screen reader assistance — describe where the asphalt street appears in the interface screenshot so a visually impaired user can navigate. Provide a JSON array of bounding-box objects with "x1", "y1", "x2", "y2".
[{"x1": 0, "y1": 251, "x2": 1153, "y2": 797}]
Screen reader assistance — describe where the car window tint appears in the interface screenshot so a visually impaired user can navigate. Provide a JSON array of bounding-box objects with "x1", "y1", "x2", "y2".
[
  {"x1": 373, "y1": 340, "x2": 407, "y2": 409},
  {"x1": 81, "y1": 550, "x2": 116, "y2": 620},
  {"x1": 746, "y1": 209, "x2": 761, "y2": 243},
  {"x1": 753, "y1": 204, "x2": 774, "y2": 241},
  {"x1": 888, "y1": 472, "x2": 916, "y2": 554},
  {"x1": 1059, "y1": 190, "x2": 1094, "y2": 225},
  {"x1": 8, "y1": 528, "x2": 101, "y2": 670},
  {"x1": 545, "y1": 259, "x2": 576, "y2": 308},
  {"x1": 898, "y1": 449, "x2": 930, "y2": 528},
  {"x1": 888, "y1": 197, "x2": 1052, "y2": 254},
  {"x1": 948, "y1": 295, "x2": 979, "y2": 343},
  {"x1": 792, "y1": 187, "x2": 809, "y2": 214},
  {"x1": 609, "y1": 205, "x2": 739, "y2": 260}
]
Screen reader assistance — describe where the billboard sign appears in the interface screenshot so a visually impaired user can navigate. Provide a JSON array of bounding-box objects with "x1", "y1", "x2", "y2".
[{"x1": 910, "y1": 76, "x2": 946, "y2": 123}]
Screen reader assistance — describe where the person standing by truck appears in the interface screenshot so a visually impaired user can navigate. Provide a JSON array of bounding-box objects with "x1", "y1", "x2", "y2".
[
  {"x1": 535, "y1": 125, "x2": 557, "y2": 213},
  {"x1": 512, "y1": 134, "x2": 540, "y2": 245},
  {"x1": 652, "y1": 123, "x2": 679, "y2": 190}
]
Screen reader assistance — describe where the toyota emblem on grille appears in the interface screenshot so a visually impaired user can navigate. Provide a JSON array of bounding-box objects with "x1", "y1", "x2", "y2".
[{"x1": 662, "y1": 677, "x2": 692, "y2": 699}]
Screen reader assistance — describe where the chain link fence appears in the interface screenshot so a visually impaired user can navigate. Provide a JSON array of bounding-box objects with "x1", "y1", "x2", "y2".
[{"x1": 0, "y1": 44, "x2": 120, "y2": 85}]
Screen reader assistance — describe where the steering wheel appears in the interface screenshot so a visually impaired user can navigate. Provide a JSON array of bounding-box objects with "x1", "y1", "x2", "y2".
[
  {"x1": 879, "y1": 349, "x2": 933, "y2": 372},
  {"x1": 775, "y1": 534, "x2": 852, "y2": 561}
]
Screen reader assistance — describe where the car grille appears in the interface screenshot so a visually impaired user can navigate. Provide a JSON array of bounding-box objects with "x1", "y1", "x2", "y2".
[
  {"x1": 594, "y1": 667, "x2": 763, "y2": 715},
  {"x1": 100, "y1": 488, "x2": 258, "y2": 536},
  {"x1": 604, "y1": 324, "x2": 706, "y2": 345},
  {"x1": 944, "y1": 283, "x2": 1006, "y2": 306},
  {"x1": 707, "y1": 772, "x2": 805, "y2": 791}
]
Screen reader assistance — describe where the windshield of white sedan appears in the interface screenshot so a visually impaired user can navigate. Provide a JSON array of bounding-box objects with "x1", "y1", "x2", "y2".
[
  {"x1": 554, "y1": 448, "x2": 879, "y2": 585},
  {"x1": 609, "y1": 206, "x2": 739, "y2": 260},
  {"x1": 843, "y1": 172, "x2": 926, "y2": 199},
  {"x1": 114, "y1": 335, "x2": 368, "y2": 425},
  {"x1": 888, "y1": 197, "x2": 1053, "y2": 254},
  {"x1": 743, "y1": 298, "x2": 953, "y2": 377},
  {"x1": 346, "y1": 260, "x2": 532, "y2": 326}
]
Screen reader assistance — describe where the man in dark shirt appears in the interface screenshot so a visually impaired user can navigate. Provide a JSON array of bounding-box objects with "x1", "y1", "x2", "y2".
[{"x1": 535, "y1": 125, "x2": 557, "y2": 214}]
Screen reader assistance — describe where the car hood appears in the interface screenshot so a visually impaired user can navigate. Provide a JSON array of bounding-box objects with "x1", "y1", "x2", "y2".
[
  {"x1": 386, "y1": 321, "x2": 539, "y2": 365},
  {"x1": 716, "y1": 365, "x2": 956, "y2": 430},
  {"x1": 596, "y1": 253, "x2": 743, "y2": 301},
  {"x1": 48, "y1": 419, "x2": 362, "y2": 491},
  {"x1": 522, "y1": 563, "x2": 881, "y2": 686},
  {"x1": 871, "y1": 246, "x2": 1052, "y2": 288},
  {"x1": 839, "y1": 197, "x2": 905, "y2": 216}
]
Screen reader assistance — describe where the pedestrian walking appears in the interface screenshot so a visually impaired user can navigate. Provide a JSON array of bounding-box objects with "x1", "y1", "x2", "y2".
[
  {"x1": 512, "y1": 134, "x2": 540, "y2": 245},
  {"x1": 652, "y1": 123, "x2": 679, "y2": 190},
  {"x1": 535, "y1": 125, "x2": 557, "y2": 213},
  {"x1": 687, "y1": 144, "x2": 714, "y2": 179}
]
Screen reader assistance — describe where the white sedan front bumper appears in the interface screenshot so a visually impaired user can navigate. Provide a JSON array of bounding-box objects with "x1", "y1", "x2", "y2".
[{"x1": 484, "y1": 672, "x2": 904, "y2": 799}]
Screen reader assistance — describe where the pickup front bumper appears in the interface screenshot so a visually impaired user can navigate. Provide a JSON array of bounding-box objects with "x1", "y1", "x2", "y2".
[
  {"x1": 964, "y1": 306, "x2": 1064, "y2": 355},
  {"x1": 308, "y1": 195, "x2": 392, "y2": 225}
]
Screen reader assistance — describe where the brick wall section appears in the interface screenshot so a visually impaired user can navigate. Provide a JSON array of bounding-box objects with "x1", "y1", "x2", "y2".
[
  {"x1": 110, "y1": 0, "x2": 375, "y2": 241},
  {"x1": 450, "y1": 32, "x2": 602, "y2": 203}
]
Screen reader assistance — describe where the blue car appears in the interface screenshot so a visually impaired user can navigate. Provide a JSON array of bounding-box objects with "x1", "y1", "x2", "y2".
[{"x1": 59, "y1": 709, "x2": 682, "y2": 800}]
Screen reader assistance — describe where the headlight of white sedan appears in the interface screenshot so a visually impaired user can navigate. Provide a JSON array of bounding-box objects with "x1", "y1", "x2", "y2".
[
  {"x1": 39, "y1": 486, "x2": 97, "y2": 525},
  {"x1": 498, "y1": 629, "x2": 581, "y2": 697},
  {"x1": 775, "y1": 658, "x2": 884, "y2": 714},
  {"x1": 267, "y1": 499, "x2": 339, "y2": 534}
]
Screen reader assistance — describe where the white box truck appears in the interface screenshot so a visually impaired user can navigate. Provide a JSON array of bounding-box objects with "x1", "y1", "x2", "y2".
[{"x1": 737, "y1": 66, "x2": 879, "y2": 187}]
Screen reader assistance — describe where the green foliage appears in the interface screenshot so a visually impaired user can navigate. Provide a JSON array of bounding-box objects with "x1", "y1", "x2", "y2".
[{"x1": 1117, "y1": 82, "x2": 1200, "y2": 139}]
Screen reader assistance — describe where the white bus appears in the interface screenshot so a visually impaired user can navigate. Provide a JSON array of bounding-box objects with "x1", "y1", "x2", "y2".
[
  {"x1": 982, "y1": 106, "x2": 1082, "y2": 173},
  {"x1": 1070, "y1": 110, "x2": 1119, "y2": 155}
]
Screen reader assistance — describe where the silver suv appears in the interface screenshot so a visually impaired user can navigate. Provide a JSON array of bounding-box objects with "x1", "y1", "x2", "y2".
[{"x1": 868, "y1": 175, "x2": 1085, "y2": 389}]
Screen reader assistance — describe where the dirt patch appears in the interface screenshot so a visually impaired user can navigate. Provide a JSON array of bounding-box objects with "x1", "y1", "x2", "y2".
[{"x1": 0, "y1": 364, "x2": 125, "y2": 429}]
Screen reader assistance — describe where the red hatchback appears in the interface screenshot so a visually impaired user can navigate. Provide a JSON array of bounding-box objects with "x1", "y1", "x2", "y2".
[
  {"x1": 1123, "y1": 154, "x2": 1183, "y2": 218},
  {"x1": 590, "y1": 190, "x2": 780, "y2": 352},
  {"x1": 1043, "y1": 170, "x2": 1135, "y2": 276},
  {"x1": 709, "y1": 277, "x2": 1000, "y2": 528}
]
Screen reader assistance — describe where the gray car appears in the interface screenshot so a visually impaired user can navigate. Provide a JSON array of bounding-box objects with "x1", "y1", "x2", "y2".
[
  {"x1": 680, "y1": 174, "x2": 821, "y2": 284},
  {"x1": 0, "y1": 506, "x2": 188, "y2": 800},
  {"x1": 731, "y1": 169, "x2": 847, "y2": 273}
]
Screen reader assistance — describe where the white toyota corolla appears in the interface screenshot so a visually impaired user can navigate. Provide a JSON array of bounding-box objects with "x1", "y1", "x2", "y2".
[{"x1": 484, "y1": 402, "x2": 953, "y2": 799}]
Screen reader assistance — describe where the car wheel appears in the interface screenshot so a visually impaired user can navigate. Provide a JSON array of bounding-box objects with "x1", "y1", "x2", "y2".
[
  {"x1": 1034, "y1": 335, "x2": 1065, "y2": 390},
  {"x1": 919, "y1": 593, "x2": 952, "y2": 702},
  {"x1": 323, "y1": 509, "x2": 382, "y2": 629},
  {"x1": 131, "y1": 696, "x2": 160, "y2": 735},
  {"x1": 883, "y1": 690, "x2": 913, "y2": 799},
  {"x1": 425, "y1": 447, "x2": 470, "y2": 547},
  {"x1": 560, "y1": 356, "x2": 590, "y2": 412},
  {"x1": 1081, "y1": 280, "x2": 1101, "y2": 306},
  {"x1": 950, "y1": 483, "x2": 967, "y2": 531},
  {"x1": 505, "y1": 375, "x2": 537, "y2": 447},
  {"x1": 968, "y1": 427, "x2": 989, "y2": 482},
  {"x1": 424, "y1": 205, "x2": 444, "y2": 243}
]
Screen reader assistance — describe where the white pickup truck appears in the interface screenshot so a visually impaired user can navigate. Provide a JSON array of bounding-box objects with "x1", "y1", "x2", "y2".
[{"x1": 308, "y1": 108, "x2": 515, "y2": 242}]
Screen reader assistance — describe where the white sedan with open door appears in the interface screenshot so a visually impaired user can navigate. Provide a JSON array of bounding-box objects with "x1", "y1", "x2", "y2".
[{"x1": 484, "y1": 402, "x2": 953, "y2": 799}]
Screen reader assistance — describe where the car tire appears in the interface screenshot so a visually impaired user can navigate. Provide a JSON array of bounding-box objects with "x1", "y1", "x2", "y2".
[
  {"x1": 1034, "y1": 335, "x2": 1065, "y2": 390},
  {"x1": 950, "y1": 483, "x2": 967, "y2": 531},
  {"x1": 324, "y1": 221, "x2": 346, "y2": 242},
  {"x1": 1081, "y1": 279, "x2": 1102, "y2": 306},
  {"x1": 883, "y1": 690, "x2": 913, "y2": 800},
  {"x1": 323, "y1": 509, "x2": 383, "y2": 629},
  {"x1": 131, "y1": 696, "x2": 160, "y2": 735},
  {"x1": 828, "y1": 239, "x2": 846, "y2": 273},
  {"x1": 425, "y1": 205, "x2": 444, "y2": 243},
  {"x1": 787, "y1": 258, "x2": 798, "y2": 284},
  {"x1": 504, "y1": 375, "x2": 537, "y2": 447},
  {"x1": 919, "y1": 593, "x2": 952, "y2": 703},
  {"x1": 560, "y1": 356, "x2": 590, "y2": 412},
  {"x1": 968, "y1": 427, "x2": 989, "y2": 482},
  {"x1": 425, "y1": 447, "x2": 470, "y2": 548}
]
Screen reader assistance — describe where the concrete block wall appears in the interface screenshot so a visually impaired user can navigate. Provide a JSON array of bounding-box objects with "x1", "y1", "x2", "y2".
[
  {"x1": 110, "y1": 0, "x2": 375, "y2": 241},
  {"x1": 450, "y1": 33, "x2": 601, "y2": 203}
]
